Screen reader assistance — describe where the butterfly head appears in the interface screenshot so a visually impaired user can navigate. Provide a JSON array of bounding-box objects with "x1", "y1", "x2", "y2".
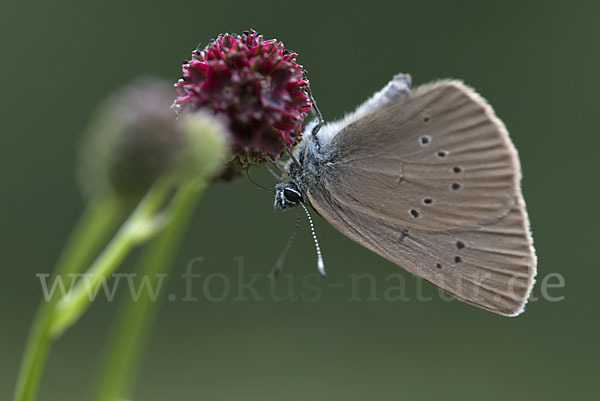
[{"x1": 274, "y1": 182, "x2": 304, "y2": 210}]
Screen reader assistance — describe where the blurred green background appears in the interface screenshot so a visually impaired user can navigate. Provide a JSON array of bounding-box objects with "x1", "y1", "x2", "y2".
[{"x1": 1, "y1": 0, "x2": 597, "y2": 400}]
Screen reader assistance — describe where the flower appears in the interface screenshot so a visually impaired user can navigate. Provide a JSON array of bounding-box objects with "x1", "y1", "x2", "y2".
[{"x1": 173, "y1": 30, "x2": 311, "y2": 172}]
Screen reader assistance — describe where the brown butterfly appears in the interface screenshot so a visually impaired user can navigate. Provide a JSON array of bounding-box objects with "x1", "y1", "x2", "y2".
[{"x1": 274, "y1": 74, "x2": 536, "y2": 316}]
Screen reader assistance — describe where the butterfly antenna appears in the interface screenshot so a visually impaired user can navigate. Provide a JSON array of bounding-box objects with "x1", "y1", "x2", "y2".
[
  {"x1": 300, "y1": 203, "x2": 326, "y2": 276},
  {"x1": 245, "y1": 169, "x2": 275, "y2": 193},
  {"x1": 270, "y1": 212, "x2": 301, "y2": 278}
]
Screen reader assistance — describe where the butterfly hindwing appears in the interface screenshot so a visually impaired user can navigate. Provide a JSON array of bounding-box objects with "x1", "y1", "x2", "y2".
[{"x1": 306, "y1": 80, "x2": 536, "y2": 315}]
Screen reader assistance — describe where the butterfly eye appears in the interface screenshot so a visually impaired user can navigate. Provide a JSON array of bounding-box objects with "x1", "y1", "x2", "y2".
[{"x1": 283, "y1": 188, "x2": 301, "y2": 203}]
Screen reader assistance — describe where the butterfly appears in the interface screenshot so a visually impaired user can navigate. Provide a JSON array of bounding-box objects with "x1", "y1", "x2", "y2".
[{"x1": 273, "y1": 74, "x2": 537, "y2": 316}]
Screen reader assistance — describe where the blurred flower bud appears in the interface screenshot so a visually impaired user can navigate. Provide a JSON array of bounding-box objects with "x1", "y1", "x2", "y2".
[
  {"x1": 79, "y1": 78, "x2": 229, "y2": 200},
  {"x1": 175, "y1": 112, "x2": 230, "y2": 184}
]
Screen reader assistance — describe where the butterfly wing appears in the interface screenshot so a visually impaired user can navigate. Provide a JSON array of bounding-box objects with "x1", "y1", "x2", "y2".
[{"x1": 306, "y1": 80, "x2": 536, "y2": 316}]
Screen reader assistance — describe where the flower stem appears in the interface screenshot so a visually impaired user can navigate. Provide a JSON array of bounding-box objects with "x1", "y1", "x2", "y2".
[
  {"x1": 48, "y1": 179, "x2": 172, "y2": 338},
  {"x1": 13, "y1": 195, "x2": 124, "y2": 401},
  {"x1": 93, "y1": 180, "x2": 204, "y2": 401}
]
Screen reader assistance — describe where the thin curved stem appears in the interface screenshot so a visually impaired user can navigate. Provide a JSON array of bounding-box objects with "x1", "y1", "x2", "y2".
[
  {"x1": 13, "y1": 195, "x2": 124, "y2": 401},
  {"x1": 93, "y1": 180, "x2": 204, "y2": 401},
  {"x1": 49, "y1": 179, "x2": 172, "y2": 338}
]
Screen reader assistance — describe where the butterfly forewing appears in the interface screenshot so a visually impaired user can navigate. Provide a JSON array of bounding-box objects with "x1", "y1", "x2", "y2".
[
  {"x1": 327, "y1": 81, "x2": 518, "y2": 231},
  {"x1": 307, "y1": 80, "x2": 536, "y2": 315}
]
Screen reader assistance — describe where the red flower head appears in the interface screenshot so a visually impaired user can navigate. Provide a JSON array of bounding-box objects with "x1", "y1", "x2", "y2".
[{"x1": 174, "y1": 30, "x2": 311, "y2": 171}]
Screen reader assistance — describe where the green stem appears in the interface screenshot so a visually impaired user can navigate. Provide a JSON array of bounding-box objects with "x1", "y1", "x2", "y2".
[
  {"x1": 13, "y1": 195, "x2": 124, "y2": 401},
  {"x1": 93, "y1": 181, "x2": 204, "y2": 401},
  {"x1": 49, "y1": 179, "x2": 172, "y2": 338}
]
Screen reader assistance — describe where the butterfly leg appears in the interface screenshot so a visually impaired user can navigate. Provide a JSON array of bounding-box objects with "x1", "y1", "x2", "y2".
[
  {"x1": 265, "y1": 164, "x2": 285, "y2": 181},
  {"x1": 306, "y1": 85, "x2": 324, "y2": 138},
  {"x1": 267, "y1": 156, "x2": 290, "y2": 179}
]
